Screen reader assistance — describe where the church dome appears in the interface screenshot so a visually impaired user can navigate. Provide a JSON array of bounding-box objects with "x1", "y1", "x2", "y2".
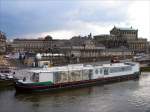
[{"x1": 45, "y1": 35, "x2": 52, "y2": 40}]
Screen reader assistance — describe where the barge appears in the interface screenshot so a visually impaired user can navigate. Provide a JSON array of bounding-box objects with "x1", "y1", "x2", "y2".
[{"x1": 15, "y1": 62, "x2": 140, "y2": 92}]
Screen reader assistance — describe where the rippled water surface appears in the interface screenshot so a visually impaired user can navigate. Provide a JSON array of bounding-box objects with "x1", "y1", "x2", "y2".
[{"x1": 0, "y1": 73, "x2": 150, "y2": 112}]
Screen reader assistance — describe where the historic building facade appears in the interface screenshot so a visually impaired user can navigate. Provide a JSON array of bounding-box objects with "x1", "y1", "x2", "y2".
[
  {"x1": 110, "y1": 26, "x2": 138, "y2": 40},
  {"x1": 11, "y1": 26, "x2": 148, "y2": 64},
  {"x1": 12, "y1": 35, "x2": 71, "y2": 53},
  {"x1": 0, "y1": 31, "x2": 6, "y2": 54},
  {"x1": 94, "y1": 34, "x2": 128, "y2": 48},
  {"x1": 94, "y1": 26, "x2": 148, "y2": 53},
  {"x1": 12, "y1": 36, "x2": 53, "y2": 53},
  {"x1": 127, "y1": 38, "x2": 148, "y2": 53}
]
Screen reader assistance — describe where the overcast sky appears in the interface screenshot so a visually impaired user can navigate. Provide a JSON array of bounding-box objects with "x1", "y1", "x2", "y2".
[{"x1": 0, "y1": 0, "x2": 150, "y2": 40}]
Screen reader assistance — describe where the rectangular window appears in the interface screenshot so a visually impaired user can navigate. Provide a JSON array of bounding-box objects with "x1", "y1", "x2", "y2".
[
  {"x1": 99, "y1": 69, "x2": 102, "y2": 74},
  {"x1": 95, "y1": 69, "x2": 99, "y2": 74},
  {"x1": 104, "y1": 68, "x2": 109, "y2": 75},
  {"x1": 31, "y1": 73, "x2": 39, "y2": 82},
  {"x1": 89, "y1": 70, "x2": 93, "y2": 79},
  {"x1": 54, "y1": 72, "x2": 61, "y2": 83}
]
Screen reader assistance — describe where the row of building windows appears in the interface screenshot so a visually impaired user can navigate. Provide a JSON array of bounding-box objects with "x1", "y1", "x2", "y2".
[
  {"x1": 81, "y1": 51, "x2": 102, "y2": 57},
  {"x1": 121, "y1": 31, "x2": 137, "y2": 35},
  {"x1": 130, "y1": 44, "x2": 146, "y2": 49}
]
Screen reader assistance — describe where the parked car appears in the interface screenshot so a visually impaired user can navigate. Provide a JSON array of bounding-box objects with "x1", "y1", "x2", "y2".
[
  {"x1": 5, "y1": 74, "x2": 14, "y2": 80},
  {"x1": 0, "y1": 74, "x2": 6, "y2": 80}
]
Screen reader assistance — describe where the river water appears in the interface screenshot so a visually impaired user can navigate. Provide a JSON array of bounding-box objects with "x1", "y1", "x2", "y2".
[{"x1": 0, "y1": 73, "x2": 150, "y2": 112}]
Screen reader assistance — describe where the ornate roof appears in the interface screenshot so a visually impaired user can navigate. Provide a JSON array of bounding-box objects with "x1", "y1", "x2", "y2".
[{"x1": 113, "y1": 26, "x2": 138, "y2": 31}]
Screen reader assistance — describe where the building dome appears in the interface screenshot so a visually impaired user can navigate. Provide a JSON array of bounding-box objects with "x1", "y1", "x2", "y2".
[{"x1": 45, "y1": 35, "x2": 52, "y2": 40}]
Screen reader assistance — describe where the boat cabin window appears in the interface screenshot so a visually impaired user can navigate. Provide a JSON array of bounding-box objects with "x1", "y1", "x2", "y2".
[
  {"x1": 31, "y1": 73, "x2": 39, "y2": 82},
  {"x1": 95, "y1": 68, "x2": 102, "y2": 74},
  {"x1": 125, "y1": 63, "x2": 135, "y2": 66},
  {"x1": 99, "y1": 69, "x2": 102, "y2": 74},
  {"x1": 89, "y1": 70, "x2": 93, "y2": 80},
  {"x1": 104, "y1": 68, "x2": 109, "y2": 75},
  {"x1": 54, "y1": 72, "x2": 61, "y2": 83},
  {"x1": 95, "y1": 69, "x2": 99, "y2": 74}
]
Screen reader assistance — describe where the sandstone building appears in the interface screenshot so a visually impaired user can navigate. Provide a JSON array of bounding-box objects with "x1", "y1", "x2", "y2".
[
  {"x1": 12, "y1": 35, "x2": 53, "y2": 53},
  {"x1": 11, "y1": 26, "x2": 148, "y2": 57},
  {"x1": 94, "y1": 26, "x2": 148, "y2": 53}
]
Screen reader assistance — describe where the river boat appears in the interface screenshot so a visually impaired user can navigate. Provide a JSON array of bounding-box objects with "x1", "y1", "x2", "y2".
[{"x1": 15, "y1": 62, "x2": 140, "y2": 92}]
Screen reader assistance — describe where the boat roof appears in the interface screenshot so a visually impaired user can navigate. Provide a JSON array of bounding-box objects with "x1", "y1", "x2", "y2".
[
  {"x1": 26, "y1": 62, "x2": 136, "y2": 73},
  {"x1": 28, "y1": 64, "x2": 93, "y2": 73},
  {"x1": 103, "y1": 63, "x2": 130, "y2": 67}
]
